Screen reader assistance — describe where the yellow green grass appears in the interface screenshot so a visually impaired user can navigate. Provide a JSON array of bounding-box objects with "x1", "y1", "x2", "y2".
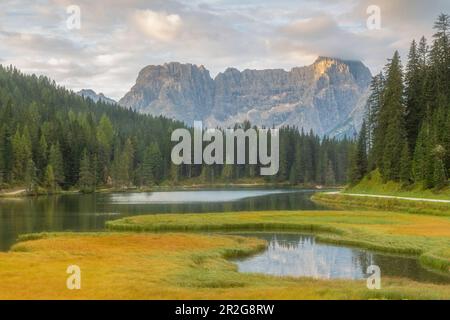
[
  {"x1": 107, "y1": 210, "x2": 450, "y2": 274},
  {"x1": 2, "y1": 191, "x2": 450, "y2": 300},
  {"x1": 312, "y1": 192, "x2": 450, "y2": 216},
  {"x1": 346, "y1": 170, "x2": 450, "y2": 200},
  {"x1": 0, "y1": 232, "x2": 449, "y2": 300}
]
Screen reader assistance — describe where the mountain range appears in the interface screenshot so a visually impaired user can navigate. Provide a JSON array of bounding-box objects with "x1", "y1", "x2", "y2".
[{"x1": 84, "y1": 57, "x2": 372, "y2": 137}]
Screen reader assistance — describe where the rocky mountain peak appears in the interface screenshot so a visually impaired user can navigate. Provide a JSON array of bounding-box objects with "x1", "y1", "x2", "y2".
[
  {"x1": 312, "y1": 57, "x2": 372, "y2": 87},
  {"x1": 119, "y1": 57, "x2": 372, "y2": 137},
  {"x1": 313, "y1": 56, "x2": 344, "y2": 76},
  {"x1": 77, "y1": 89, "x2": 116, "y2": 105}
]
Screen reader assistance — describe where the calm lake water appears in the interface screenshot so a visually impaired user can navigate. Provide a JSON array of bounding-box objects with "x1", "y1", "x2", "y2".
[
  {"x1": 234, "y1": 233, "x2": 450, "y2": 284},
  {"x1": 0, "y1": 189, "x2": 323, "y2": 250}
]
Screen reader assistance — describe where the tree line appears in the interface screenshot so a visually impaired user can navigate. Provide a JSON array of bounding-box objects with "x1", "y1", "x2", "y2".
[
  {"x1": 350, "y1": 14, "x2": 450, "y2": 190},
  {"x1": 0, "y1": 64, "x2": 354, "y2": 194}
]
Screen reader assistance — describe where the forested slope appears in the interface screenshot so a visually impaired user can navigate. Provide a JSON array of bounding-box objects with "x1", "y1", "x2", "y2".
[
  {"x1": 350, "y1": 15, "x2": 450, "y2": 192},
  {"x1": 0, "y1": 65, "x2": 353, "y2": 193}
]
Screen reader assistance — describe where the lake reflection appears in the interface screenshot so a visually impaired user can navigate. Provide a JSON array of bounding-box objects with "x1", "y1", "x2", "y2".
[
  {"x1": 234, "y1": 233, "x2": 450, "y2": 284},
  {"x1": 0, "y1": 189, "x2": 324, "y2": 250},
  {"x1": 109, "y1": 190, "x2": 294, "y2": 204}
]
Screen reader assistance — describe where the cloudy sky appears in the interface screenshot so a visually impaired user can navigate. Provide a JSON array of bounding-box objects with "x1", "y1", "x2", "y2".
[{"x1": 1, "y1": 0, "x2": 449, "y2": 100}]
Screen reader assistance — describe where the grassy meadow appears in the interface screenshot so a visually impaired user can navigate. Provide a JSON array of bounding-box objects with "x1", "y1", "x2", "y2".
[
  {"x1": 0, "y1": 231, "x2": 449, "y2": 300},
  {"x1": 312, "y1": 193, "x2": 450, "y2": 216},
  {"x1": 346, "y1": 171, "x2": 450, "y2": 200},
  {"x1": 0, "y1": 192, "x2": 449, "y2": 300}
]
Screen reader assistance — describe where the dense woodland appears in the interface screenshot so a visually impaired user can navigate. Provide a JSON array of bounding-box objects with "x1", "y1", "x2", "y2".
[
  {"x1": 0, "y1": 65, "x2": 353, "y2": 193},
  {"x1": 350, "y1": 14, "x2": 450, "y2": 190}
]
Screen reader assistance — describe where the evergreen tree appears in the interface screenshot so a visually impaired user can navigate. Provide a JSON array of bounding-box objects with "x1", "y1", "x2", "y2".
[
  {"x1": 112, "y1": 150, "x2": 126, "y2": 188},
  {"x1": 379, "y1": 52, "x2": 407, "y2": 181},
  {"x1": 48, "y1": 143, "x2": 65, "y2": 186},
  {"x1": 412, "y1": 121, "x2": 434, "y2": 188},
  {"x1": 12, "y1": 128, "x2": 32, "y2": 182},
  {"x1": 43, "y1": 164, "x2": 57, "y2": 193},
  {"x1": 291, "y1": 141, "x2": 305, "y2": 184},
  {"x1": 325, "y1": 160, "x2": 336, "y2": 186},
  {"x1": 0, "y1": 125, "x2": 12, "y2": 184},
  {"x1": 112, "y1": 139, "x2": 135, "y2": 187},
  {"x1": 278, "y1": 131, "x2": 290, "y2": 181},
  {"x1": 399, "y1": 140, "x2": 412, "y2": 184},
  {"x1": 78, "y1": 149, "x2": 95, "y2": 193},
  {"x1": 444, "y1": 110, "x2": 450, "y2": 175},
  {"x1": 432, "y1": 144, "x2": 447, "y2": 189},
  {"x1": 200, "y1": 165, "x2": 215, "y2": 183},
  {"x1": 366, "y1": 72, "x2": 385, "y2": 155},
  {"x1": 22, "y1": 126, "x2": 32, "y2": 161},
  {"x1": 36, "y1": 133, "x2": 48, "y2": 175},
  {"x1": 140, "y1": 143, "x2": 162, "y2": 186},
  {"x1": 349, "y1": 121, "x2": 368, "y2": 184},
  {"x1": 405, "y1": 40, "x2": 425, "y2": 150},
  {"x1": 11, "y1": 129, "x2": 22, "y2": 181},
  {"x1": 418, "y1": 36, "x2": 429, "y2": 67},
  {"x1": 169, "y1": 163, "x2": 181, "y2": 184},
  {"x1": 140, "y1": 147, "x2": 154, "y2": 186},
  {"x1": 289, "y1": 165, "x2": 298, "y2": 185},
  {"x1": 221, "y1": 164, "x2": 234, "y2": 181},
  {"x1": 412, "y1": 120, "x2": 426, "y2": 182},
  {"x1": 96, "y1": 114, "x2": 114, "y2": 183},
  {"x1": 433, "y1": 156, "x2": 447, "y2": 189},
  {"x1": 147, "y1": 143, "x2": 162, "y2": 183},
  {"x1": 24, "y1": 159, "x2": 37, "y2": 194},
  {"x1": 427, "y1": 14, "x2": 450, "y2": 108},
  {"x1": 122, "y1": 138, "x2": 135, "y2": 185},
  {"x1": 0, "y1": 126, "x2": 5, "y2": 185},
  {"x1": 96, "y1": 114, "x2": 114, "y2": 152}
]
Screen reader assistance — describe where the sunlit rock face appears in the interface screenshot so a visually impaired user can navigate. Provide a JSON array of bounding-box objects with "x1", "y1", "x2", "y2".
[{"x1": 119, "y1": 57, "x2": 372, "y2": 137}]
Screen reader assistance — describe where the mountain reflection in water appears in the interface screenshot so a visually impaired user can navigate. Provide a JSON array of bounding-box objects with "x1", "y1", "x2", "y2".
[{"x1": 234, "y1": 233, "x2": 450, "y2": 284}]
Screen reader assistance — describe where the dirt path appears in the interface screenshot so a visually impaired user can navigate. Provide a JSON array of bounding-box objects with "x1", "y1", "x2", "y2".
[{"x1": 327, "y1": 191, "x2": 450, "y2": 203}]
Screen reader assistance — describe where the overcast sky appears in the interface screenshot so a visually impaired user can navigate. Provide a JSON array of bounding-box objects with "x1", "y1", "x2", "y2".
[{"x1": 1, "y1": 0, "x2": 449, "y2": 100}]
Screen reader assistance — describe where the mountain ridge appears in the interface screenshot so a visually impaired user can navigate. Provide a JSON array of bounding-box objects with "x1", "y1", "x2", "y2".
[
  {"x1": 119, "y1": 57, "x2": 372, "y2": 137},
  {"x1": 77, "y1": 89, "x2": 117, "y2": 105}
]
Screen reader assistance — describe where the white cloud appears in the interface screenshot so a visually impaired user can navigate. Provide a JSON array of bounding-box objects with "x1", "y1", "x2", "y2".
[
  {"x1": 0, "y1": 0, "x2": 449, "y2": 100},
  {"x1": 48, "y1": 57, "x2": 69, "y2": 66},
  {"x1": 133, "y1": 10, "x2": 181, "y2": 42}
]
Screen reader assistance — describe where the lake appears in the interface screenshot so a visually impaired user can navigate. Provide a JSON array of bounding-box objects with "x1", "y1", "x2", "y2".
[
  {"x1": 0, "y1": 189, "x2": 323, "y2": 250},
  {"x1": 234, "y1": 233, "x2": 450, "y2": 284}
]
